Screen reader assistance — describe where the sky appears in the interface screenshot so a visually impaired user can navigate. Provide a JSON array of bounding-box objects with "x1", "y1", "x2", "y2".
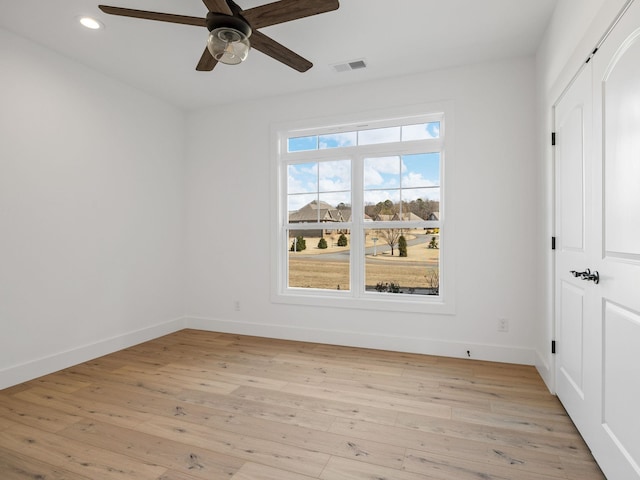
[{"x1": 287, "y1": 122, "x2": 441, "y2": 212}]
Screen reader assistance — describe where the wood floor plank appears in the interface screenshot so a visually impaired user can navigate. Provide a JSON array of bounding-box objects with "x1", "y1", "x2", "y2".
[
  {"x1": 0, "y1": 423, "x2": 167, "y2": 479},
  {"x1": 274, "y1": 352, "x2": 407, "y2": 377},
  {"x1": 229, "y1": 385, "x2": 399, "y2": 426},
  {"x1": 0, "y1": 391, "x2": 82, "y2": 432},
  {"x1": 395, "y1": 411, "x2": 593, "y2": 458},
  {"x1": 0, "y1": 448, "x2": 92, "y2": 480},
  {"x1": 204, "y1": 411, "x2": 406, "y2": 469},
  {"x1": 30, "y1": 372, "x2": 92, "y2": 393},
  {"x1": 231, "y1": 461, "x2": 318, "y2": 480},
  {"x1": 282, "y1": 382, "x2": 452, "y2": 419},
  {"x1": 156, "y1": 471, "x2": 204, "y2": 480},
  {"x1": 403, "y1": 448, "x2": 562, "y2": 480},
  {"x1": 159, "y1": 362, "x2": 289, "y2": 391},
  {"x1": 59, "y1": 418, "x2": 244, "y2": 479},
  {"x1": 174, "y1": 387, "x2": 338, "y2": 431},
  {"x1": 319, "y1": 456, "x2": 426, "y2": 480},
  {"x1": 452, "y1": 406, "x2": 579, "y2": 436},
  {"x1": 110, "y1": 364, "x2": 241, "y2": 395},
  {"x1": 136, "y1": 414, "x2": 331, "y2": 477},
  {"x1": 14, "y1": 386, "x2": 154, "y2": 429},
  {"x1": 0, "y1": 329, "x2": 604, "y2": 480}
]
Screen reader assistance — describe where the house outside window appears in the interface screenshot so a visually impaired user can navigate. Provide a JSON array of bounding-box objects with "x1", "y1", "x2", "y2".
[{"x1": 272, "y1": 104, "x2": 454, "y2": 314}]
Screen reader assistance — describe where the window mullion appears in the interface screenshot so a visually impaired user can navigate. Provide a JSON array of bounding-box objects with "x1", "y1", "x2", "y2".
[{"x1": 351, "y1": 153, "x2": 364, "y2": 296}]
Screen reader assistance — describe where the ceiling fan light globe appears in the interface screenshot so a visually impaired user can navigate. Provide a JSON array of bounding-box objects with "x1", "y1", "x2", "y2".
[{"x1": 207, "y1": 27, "x2": 250, "y2": 65}]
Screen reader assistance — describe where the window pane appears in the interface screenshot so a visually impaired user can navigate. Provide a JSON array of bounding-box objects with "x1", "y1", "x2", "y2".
[
  {"x1": 358, "y1": 126, "x2": 401, "y2": 145},
  {"x1": 402, "y1": 153, "x2": 440, "y2": 188},
  {"x1": 319, "y1": 132, "x2": 357, "y2": 149},
  {"x1": 288, "y1": 229, "x2": 350, "y2": 291},
  {"x1": 401, "y1": 188, "x2": 440, "y2": 220},
  {"x1": 364, "y1": 228, "x2": 440, "y2": 295},
  {"x1": 364, "y1": 156, "x2": 400, "y2": 189},
  {"x1": 288, "y1": 193, "x2": 319, "y2": 222},
  {"x1": 288, "y1": 162, "x2": 317, "y2": 194},
  {"x1": 319, "y1": 193, "x2": 351, "y2": 222},
  {"x1": 288, "y1": 135, "x2": 318, "y2": 152},
  {"x1": 319, "y1": 160, "x2": 351, "y2": 192},
  {"x1": 364, "y1": 190, "x2": 401, "y2": 220},
  {"x1": 402, "y1": 122, "x2": 440, "y2": 141}
]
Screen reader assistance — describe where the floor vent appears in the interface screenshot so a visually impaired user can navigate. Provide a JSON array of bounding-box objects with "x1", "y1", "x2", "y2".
[{"x1": 332, "y1": 59, "x2": 367, "y2": 72}]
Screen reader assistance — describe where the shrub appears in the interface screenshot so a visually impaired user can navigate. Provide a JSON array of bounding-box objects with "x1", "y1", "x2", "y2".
[
  {"x1": 337, "y1": 233, "x2": 348, "y2": 247},
  {"x1": 428, "y1": 236, "x2": 439, "y2": 249},
  {"x1": 374, "y1": 282, "x2": 402, "y2": 293},
  {"x1": 290, "y1": 235, "x2": 306, "y2": 251},
  {"x1": 398, "y1": 235, "x2": 407, "y2": 257},
  {"x1": 317, "y1": 237, "x2": 328, "y2": 249}
]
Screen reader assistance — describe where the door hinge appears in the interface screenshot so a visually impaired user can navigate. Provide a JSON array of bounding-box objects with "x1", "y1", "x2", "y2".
[
  {"x1": 551, "y1": 236, "x2": 556, "y2": 250},
  {"x1": 552, "y1": 340, "x2": 556, "y2": 354},
  {"x1": 551, "y1": 132, "x2": 556, "y2": 146}
]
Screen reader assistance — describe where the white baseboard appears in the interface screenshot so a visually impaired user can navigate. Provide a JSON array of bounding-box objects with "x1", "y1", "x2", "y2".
[
  {"x1": 535, "y1": 348, "x2": 555, "y2": 394},
  {"x1": 1, "y1": 315, "x2": 538, "y2": 391},
  {"x1": 185, "y1": 316, "x2": 536, "y2": 365},
  {"x1": 0, "y1": 317, "x2": 185, "y2": 390}
]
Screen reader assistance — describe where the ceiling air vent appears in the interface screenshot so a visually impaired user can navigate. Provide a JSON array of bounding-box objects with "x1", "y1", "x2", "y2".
[{"x1": 332, "y1": 59, "x2": 367, "y2": 73}]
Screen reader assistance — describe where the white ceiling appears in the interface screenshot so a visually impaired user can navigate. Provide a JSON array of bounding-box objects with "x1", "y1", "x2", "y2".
[{"x1": 0, "y1": 0, "x2": 558, "y2": 110}]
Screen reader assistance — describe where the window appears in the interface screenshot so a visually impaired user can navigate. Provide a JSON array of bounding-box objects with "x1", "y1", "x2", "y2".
[{"x1": 272, "y1": 105, "x2": 454, "y2": 313}]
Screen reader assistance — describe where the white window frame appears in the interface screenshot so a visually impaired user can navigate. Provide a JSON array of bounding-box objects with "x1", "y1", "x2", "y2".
[{"x1": 270, "y1": 103, "x2": 455, "y2": 314}]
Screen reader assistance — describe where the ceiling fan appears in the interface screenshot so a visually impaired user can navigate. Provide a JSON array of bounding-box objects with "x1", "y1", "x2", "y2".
[{"x1": 98, "y1": 0, "x2": 340, "y2": 72}]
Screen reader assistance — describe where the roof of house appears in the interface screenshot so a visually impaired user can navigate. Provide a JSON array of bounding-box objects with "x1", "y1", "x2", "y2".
[{"x1": 289, "y1": 200, "x2": 344, "y2": 223}]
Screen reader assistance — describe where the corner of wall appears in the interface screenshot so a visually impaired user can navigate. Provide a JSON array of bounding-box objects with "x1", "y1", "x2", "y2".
[{"x1": 0, "y1": 317, "x2": 186, "y2": 390}]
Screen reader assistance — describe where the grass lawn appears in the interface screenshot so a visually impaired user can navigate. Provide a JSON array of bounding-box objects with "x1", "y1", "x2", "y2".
[{"x1": 288, "y1": 232, "x2": 439, "y2": 292}]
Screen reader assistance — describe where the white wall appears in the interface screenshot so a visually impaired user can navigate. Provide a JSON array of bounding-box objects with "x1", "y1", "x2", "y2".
[
  {"x1": 0, "y1": 28, "x2": 186, "y2": 389},
  {"x1": 534, "y1": 0, "x2": 630, "y2": 390},
  {"x1": 184, "y1": 56, "x2": 539, "y2": 364}
]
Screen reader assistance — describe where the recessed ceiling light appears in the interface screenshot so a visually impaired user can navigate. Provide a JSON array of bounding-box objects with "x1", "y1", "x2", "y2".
[{"x1": 79, "y1": 16, "x2": 103, "y2": 30}]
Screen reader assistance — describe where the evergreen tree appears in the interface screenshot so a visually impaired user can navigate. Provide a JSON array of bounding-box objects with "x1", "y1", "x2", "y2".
[
  {"x1": 398, "y1": 235, "x2": 408, "y2": 257},
  {"x1": 290, "y1": 235, "x2": 306, "y2": 251},
  {"x1": 318, "y1": 237, "x2": 328, "y2": 249}
]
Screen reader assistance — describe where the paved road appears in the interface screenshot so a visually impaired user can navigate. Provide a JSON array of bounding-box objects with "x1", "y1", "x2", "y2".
[{"x1": 292, "y1": 233, "x2": 438, "y2": 262}]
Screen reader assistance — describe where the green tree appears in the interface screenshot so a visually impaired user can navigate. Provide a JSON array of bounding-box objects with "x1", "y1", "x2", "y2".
[
  {"x1": 317, "y1": 237, "x2": 328, "y2": 249},
  {"x1": 290, "y1": 235, "x2": 306, "y2": 251},
  {"x1": 398, "y1": 235, "x2": 407, "y2": 257},
  {"x1": 337, "y1": 233, "x2": 348, "y2": 247}
]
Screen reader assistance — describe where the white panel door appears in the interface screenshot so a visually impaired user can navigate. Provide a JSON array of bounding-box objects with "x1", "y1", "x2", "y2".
[
  {"x1": 590, "y1": 0, "x2": 640, "y2": 477},
  {"x1": 554, "y1": 62, "x2": 598, "y2": 445}
]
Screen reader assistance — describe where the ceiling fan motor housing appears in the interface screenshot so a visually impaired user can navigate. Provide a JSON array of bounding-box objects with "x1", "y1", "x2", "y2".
[{"x1": 206, "y1": 12, "x2": 251, "y2": 38}]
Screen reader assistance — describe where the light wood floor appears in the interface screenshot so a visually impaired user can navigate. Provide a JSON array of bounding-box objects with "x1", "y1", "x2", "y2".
[{"x1": 0, "y1": 329, "x2": 605, "y2": 479}]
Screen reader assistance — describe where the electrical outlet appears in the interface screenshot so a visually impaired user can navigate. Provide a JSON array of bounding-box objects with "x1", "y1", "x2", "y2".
[
  {"x1": 234, "y1": 300, "x2": 240, "y2": 312},
  {"x1": 498, "y1": 318, "x2": 509, "y2": 332}
]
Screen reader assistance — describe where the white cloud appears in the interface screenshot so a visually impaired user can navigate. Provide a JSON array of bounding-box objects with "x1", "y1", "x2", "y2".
[
  {"x1": 402, "y1": 171, "x2": 437, "y2": 188},
  {"x1": 319, "y1": 132, "x2": 357, "y2": 149},
  {"x1": 364, "y1": 156, "x2": 400, "y2": 187},
  {"x1": 402, "y1": 123, "x2": 439, "y2": 141},
  {"x1": 359, "y1": 127, "x2": 400, "y2": 145}
]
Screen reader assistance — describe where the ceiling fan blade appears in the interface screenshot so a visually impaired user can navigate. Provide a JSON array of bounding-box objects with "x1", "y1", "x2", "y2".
[
  {"x1": 196, "y1": 47, "x2": 218, "y2": 71},
  {"x1": 250, "y1": 30, "x2": 312, "y2": 72},
  {"x1": 241, "y1": 0, "x2": 339, "y2": 29},
  {"x1": 98, "y1": 5, "x2": 206, "y2": 27},
  {"x1": 202, "y1": 0, "x2": 233, "y2": 16}
]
